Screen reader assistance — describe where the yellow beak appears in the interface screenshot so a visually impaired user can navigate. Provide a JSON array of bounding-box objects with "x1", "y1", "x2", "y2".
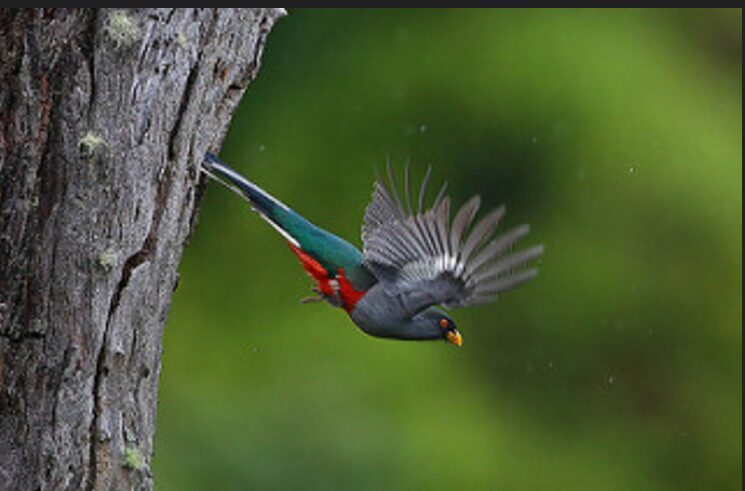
[{"x1": 446, "y1": 330, "x2": 463, "y2": 347}]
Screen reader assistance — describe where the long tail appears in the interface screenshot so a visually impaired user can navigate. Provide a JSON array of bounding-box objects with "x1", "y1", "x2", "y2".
[
  {"x1": 202, "y1": 153, "x2": 301, "y2": 247},
  {"x1": 202, "y1": 153, "x2": 377, "y2": 291}
]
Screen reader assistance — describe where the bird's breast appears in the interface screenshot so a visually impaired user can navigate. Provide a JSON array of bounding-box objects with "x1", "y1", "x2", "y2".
[{"x1": 349, "y1": 285, "x2": 410, "y2": 338}]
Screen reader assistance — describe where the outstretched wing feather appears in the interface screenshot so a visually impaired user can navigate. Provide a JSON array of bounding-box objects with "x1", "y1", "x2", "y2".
[
  {"x1": 465, "y1": 224, "x2": 531, "y2": 278},
  {"x1": 450, "y1": 196, "x2": 481, "y2": 255}
]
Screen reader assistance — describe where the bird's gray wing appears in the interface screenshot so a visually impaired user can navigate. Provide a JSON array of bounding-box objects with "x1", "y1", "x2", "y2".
[{"x1": 361, "y1": 163, "x2": 543, "y2": 314}]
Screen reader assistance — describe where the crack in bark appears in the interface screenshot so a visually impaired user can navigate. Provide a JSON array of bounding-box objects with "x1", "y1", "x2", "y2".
[
  {"x1": 0, "y1": 330, "x2": 45, "y2": 341},
  {"x1": 87, "y1": 234, "x2": 154, "y2": 489},
  {"x1": 168, "y1": 59, "x2": 200, "y2": 162},
  {"x1": 85, "y1": 11, "x2": 97, "y2": 122},
  {"x1": 88, "y1": 143, "x2": 175, "y2": 489},
  {"x1": 86, "y1": 336, "x2": 106, "y2": 491}
]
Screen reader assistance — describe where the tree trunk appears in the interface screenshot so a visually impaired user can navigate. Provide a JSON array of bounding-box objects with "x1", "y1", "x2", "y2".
[{"x1": 0, "y1": 8, "x2": 284, "y2": 490}]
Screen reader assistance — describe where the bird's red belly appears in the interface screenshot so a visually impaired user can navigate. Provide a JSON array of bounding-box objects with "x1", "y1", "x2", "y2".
[
  {"x1": 287, "y1": 243, "x2": 366, "y2": 312},
  {"x1": 336, "y1": 268, "x2": 366, "y2": 312}
]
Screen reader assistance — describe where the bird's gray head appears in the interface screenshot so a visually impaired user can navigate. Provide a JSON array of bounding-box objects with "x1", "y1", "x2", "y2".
[{"x1": 415, "y1": 309, "x2": 462, "y2": 346}]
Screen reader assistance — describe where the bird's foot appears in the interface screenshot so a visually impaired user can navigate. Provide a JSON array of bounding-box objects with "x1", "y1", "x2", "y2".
[{"x1": 300, "y1": 287, "x2": 324, "y2": 304}]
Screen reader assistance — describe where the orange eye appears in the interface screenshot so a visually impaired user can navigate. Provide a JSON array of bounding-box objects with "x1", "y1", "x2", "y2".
[{"x1": 439, "y1": 318, "x2": 449, "y2": 328}]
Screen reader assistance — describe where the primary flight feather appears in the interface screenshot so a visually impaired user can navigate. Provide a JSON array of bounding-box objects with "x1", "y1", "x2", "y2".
[{"x1": 202, "y1": 153, "x2": 543, "y2": 346}]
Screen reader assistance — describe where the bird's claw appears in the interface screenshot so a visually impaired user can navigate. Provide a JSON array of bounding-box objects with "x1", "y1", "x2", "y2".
[
  {"x1": 300, "y1": 287, "x2": 324, "y2": 304},
  {"x1": 300, "y1": 295, "x2": 323, "y2": 304}
]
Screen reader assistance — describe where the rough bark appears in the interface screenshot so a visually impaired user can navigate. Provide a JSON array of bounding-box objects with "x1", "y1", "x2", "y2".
[{"x1": 0, "y1": 8, "x2": 284, "y2": 490}]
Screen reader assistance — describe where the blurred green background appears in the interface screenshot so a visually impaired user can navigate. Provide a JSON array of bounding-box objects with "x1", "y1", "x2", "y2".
[{"x1": 154, "y1": 9, "x2": 741, "y2": 491}]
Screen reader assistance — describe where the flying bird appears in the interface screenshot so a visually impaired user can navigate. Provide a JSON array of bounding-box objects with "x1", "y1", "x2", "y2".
[{"x1": 201, "y1": 153, "x2": 543, "y2": 346}]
